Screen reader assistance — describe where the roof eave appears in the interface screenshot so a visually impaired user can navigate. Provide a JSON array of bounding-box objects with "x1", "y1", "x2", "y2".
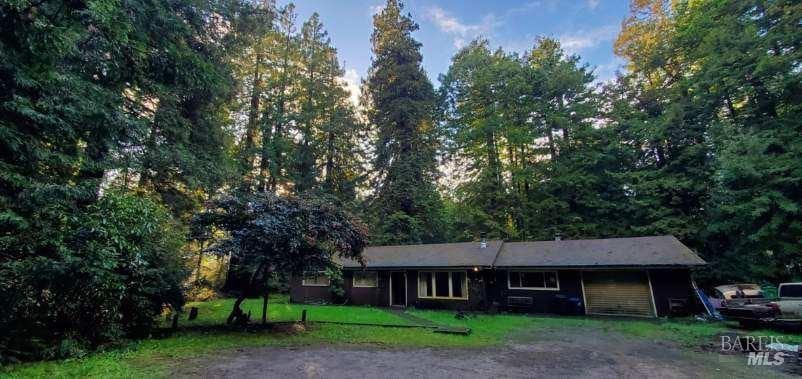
[
  {"x1": 342, "y1": 265, "x2": 493, "y2": 270},
  {"x1": 493, "y1": 263, "x2": 706, "y2": 269}
]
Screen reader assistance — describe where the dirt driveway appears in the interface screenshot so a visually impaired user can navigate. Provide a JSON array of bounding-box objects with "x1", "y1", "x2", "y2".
[{"x1": 174, "y1": 328, "x2": 792, "y2": 378}]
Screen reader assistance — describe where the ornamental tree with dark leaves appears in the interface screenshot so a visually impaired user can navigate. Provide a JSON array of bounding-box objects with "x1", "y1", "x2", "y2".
[{"x1": 194, "y1": 193, "x2": 367, "y2": 324}]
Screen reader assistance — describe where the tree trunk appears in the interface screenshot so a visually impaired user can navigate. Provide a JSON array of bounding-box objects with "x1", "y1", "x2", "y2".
[
  {"x1": 263, "y1": 115, "x2": 283, "y2": 192},
  {"x1": 261, "y1": 290, "x2": 270, "y2": 324},
  {"x1": 485, "y1": 127, "x2": 502, "y2": 212},
  {"x1": 261, "y1": 46, "x2": 291, "y2": 192},
  {"x1": 546, "y1": 126, "x2": 557, "y2": 160},
  {"x1": 258, "y1": 121, "x2": 273, "y2": 192},
  {"x1": 226, "y1": 295, "x2": 248, "y2": 325},
  {"x1": 195, "y1": 240, "x2": 204, "y2": 285},
  {"x1": 263, "y1": 25, "x2": 295, "y2": 193},
  {"x1": 222, "y1": 254, "x2": 240, "y2": 293},
  {"x1": 226, "y1": 262, "x2": 265, "y2": 325},
  {"x1": 325, "y1": 127, "x2": 335, "y2": 191},
  {"x1": 242, "y1": 50, "x2": 264, "y2": 187},
  {"x1": 297, "y1": 55, "x2": 317, "y2": 193},
  {"x1": 725, "y1": 94, "x2": 737, "y2": 120},
  {"x1": 138, "y1": 121, "x2": 159, "y2": 189}
]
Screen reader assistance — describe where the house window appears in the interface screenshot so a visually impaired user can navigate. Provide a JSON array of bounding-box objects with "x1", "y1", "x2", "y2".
[
  {"x1": 352, "y1": 271, "x2": 378, "y2": 288},
  {"x1": 302, "y1": 271, "x2": 330, "y2": 287},
  {"x1": 418, "y1": 271, "x2": 468, "y2": 299},
  {"x1": 508, "y1": 271, "x2": 559, "y2": 290}
]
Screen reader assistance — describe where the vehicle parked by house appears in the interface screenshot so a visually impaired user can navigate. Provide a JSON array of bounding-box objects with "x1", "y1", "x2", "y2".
[
  {"x1": 718, "y1": 282, "x2": 802, "y2": 330},
  {"x1": 709, "y1": 283, "x2": 768, "y2": 310},
  {"x1": 774, "y1": 283, "x2": 802, "y2": 329},
  {"x1": 289, "y1": 235, "x2": 707, "y2": 318}
]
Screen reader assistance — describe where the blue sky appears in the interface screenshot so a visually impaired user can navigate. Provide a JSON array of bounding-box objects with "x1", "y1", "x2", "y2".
[{"x1": 290, "y1": 0, "x2": 630, "y2": 99}]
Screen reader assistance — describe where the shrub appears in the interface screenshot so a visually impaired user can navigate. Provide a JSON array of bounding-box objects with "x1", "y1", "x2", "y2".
[{"x1": 0, "y1": 192, "x2": 187, "y2": 362}]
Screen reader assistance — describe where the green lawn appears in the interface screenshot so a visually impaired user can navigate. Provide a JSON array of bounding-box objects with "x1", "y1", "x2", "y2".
[
  {"x1": 175, "y1": 294, "x2": 413, "y2": 327},
  {"x1": 407, "y1": 309, "x2": 802, "y2": 348},
  {"x1": 4, "y1": 297, "x2": 801, "y2": 378}
]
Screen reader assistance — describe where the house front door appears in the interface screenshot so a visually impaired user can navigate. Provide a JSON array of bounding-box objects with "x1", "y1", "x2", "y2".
[{"x1": 390, "y1": 271, "x2": 406, "y2": 307}]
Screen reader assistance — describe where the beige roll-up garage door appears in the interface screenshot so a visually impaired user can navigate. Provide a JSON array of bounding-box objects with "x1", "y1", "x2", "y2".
[{"x1": 583, "y1": 271, "x2": 655, "y2": 317}]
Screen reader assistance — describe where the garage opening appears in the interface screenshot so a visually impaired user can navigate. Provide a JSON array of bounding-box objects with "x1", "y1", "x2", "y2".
[{"x1": 582, "y1": 271, "x2": 655, "y2": 317}]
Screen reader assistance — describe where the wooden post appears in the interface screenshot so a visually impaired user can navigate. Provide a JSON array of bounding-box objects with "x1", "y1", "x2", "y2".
[
  {"x1": 262, "y1": 291, "x2": 269, "y2": 325},
  {"x1": 195, "y1": 240, "x2": 204, "y2": 284},
  {"x1": 301, "y1": 309, "x2": 307, "y2": 323},
  {"x1": 171, "y1": 313, "x2": 179, "y2": 330}
]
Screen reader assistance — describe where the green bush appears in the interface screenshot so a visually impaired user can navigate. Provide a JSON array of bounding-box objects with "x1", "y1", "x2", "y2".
[{"x1": 0, "y1": 192, "x2": 187, "y2": 362}]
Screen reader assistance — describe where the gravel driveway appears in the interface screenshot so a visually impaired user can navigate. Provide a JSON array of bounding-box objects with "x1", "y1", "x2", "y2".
[{"x1": 173, "y1": 328, "x2": 792, "y2": 378}]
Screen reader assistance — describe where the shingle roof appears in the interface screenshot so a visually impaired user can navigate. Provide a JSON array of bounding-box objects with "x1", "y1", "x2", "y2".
[
  {"x1": 341, "y1": 235, "x2": 705, "y2": 269},
  {"x1": 494, "y1": 235, "x2": 706, "y2": 268},
  {"x1": 340, "y1": 240, "x2": 503, "y2": 269}
]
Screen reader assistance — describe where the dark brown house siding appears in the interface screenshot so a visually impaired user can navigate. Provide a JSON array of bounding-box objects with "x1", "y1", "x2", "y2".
[
  {"x1": 290, "y1": 268, "x2": 699, "y2": 318},
  {"x1": 491, "y1": 270, "x2": 585, "y2": 315},
  {"x1": 343, "y1": 270, "x2": 389, "y2": 306},
  {"x1": 335, "y1": 269, "x2": 491, "y2": 310},
  {"x1": 289, "y1": 275, "x2": 334, "y2": 304}
]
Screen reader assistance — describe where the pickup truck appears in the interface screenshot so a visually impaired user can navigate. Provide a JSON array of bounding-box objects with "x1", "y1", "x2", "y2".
[
  {"x1": 773, "y1": 283, "x2": 802, "y2": 328},
  {"x1": 718, "y1": 283, "x2": 802, "y2": 330},
  {"x1": 710, "y1": 283, "x2": 767, "y2": 309}
]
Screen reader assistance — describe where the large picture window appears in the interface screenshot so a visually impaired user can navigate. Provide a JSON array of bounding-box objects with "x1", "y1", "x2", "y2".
[
  {"x1": 418, "y1": 271, "x2": 468, "y2": 299},
  {"x1": 508, "y1": 271, "x2": 559, "y2": 290},
  {"x1": 352, "y1": 271, "x2": 378, "y2": 288},
  {"x1": 302, "y1": 271, "x2": 330, "y2": 287}
]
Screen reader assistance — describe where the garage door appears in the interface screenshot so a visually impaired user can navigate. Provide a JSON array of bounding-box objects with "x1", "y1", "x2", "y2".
[{"x1": 583, "y1": 271, "x2": 655, "y2": 317}]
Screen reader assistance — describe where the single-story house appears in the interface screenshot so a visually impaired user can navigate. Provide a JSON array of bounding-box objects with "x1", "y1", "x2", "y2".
[{"x1": 289, "y1": 235, "x2": 706, "y2": 317}]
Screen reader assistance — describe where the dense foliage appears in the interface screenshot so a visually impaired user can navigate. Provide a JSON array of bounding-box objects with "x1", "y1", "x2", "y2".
[
  {"x1": 232, "y1": 4, "x2": 367, "y2": 200},
  {"x1": 609, "y1": 0, "x2": 802, "y2": 282},
  {"x1": 440, "y1": 38, "x2": 625, "y2": 241},
  {"x1": 0, "y1": 0, "x2": 245, "y2": 361},
  {"x1": 439, "y1": 0, "x2": 801, "y2": 283},
  {"x1": 0, "y1": 192, "x2": 185, "y2": 361},
  {"x1": 1, "y1": 0, "x2": 800, "y2": 363},
  {"x1": 363, "y1": 0, "x2": 445, "y2": 244},
  {"x1": 193, "y1": 193, "x2": 367, "y2": 323}
]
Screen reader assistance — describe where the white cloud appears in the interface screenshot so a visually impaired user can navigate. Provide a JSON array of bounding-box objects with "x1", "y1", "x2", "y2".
[
  {"x1": 341, "y1": 68, "x2": 361, "y2": 108},
  {"x1": 557, "y1": 24, "x2": 618, "y2": 55},
  {"x1": 587, "y1": 0, "x2": 600, "y2": 10},
  {"x1": 425, "y1": 6, "x2": 497, "y2": 49},
  {"x1": 427, "y1": 7, "x2": 478, "y2": 35}
]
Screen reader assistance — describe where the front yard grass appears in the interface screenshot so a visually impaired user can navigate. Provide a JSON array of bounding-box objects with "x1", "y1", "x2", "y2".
[
  {"x1": 4, "y1": 296, "x2": 801, "y2": 378},
  {"x1": 178, "y1": 294, "x2": 413, "y2": 326},
  {"x1": 410, "y1": 308, "x2": 802, "y2": 347}
]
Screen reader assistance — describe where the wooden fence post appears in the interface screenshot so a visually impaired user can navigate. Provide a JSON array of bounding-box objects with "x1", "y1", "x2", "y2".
[{"x1": 262, "y1": 291, "x2": 269, "y2": 325}]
